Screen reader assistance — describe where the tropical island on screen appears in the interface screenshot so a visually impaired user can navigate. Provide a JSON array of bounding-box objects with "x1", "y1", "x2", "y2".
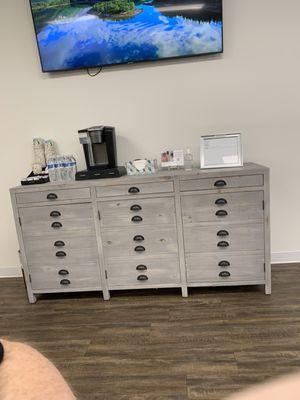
[
  {"x1": 32, "y1": 0, "x2": 138, "y2": 17},
  {"x1": 30, "y1": 0, "x2": 223, "y2": 71}
]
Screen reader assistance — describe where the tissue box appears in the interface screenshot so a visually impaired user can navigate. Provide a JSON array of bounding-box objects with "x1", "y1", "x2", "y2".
[{"x1": 125, "y1": 159, "x2": 157, "y2": 176}]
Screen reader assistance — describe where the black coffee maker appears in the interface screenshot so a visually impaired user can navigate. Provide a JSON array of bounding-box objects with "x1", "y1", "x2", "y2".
[{"x1": 75, "y1": 126, "x2": 126, "y2": 180}]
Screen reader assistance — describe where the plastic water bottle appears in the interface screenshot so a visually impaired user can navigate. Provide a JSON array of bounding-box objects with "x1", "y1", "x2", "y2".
[
  {"x1": 47, "y1": 158, "x2": 56, "y2": 182},
  {"x1": 53, "y1": 157, "x2": 59, "y2": 181},
  {"x1": 54, "y1": 156, "x2": 60, "y2": 181},
  {"x1": 57, "y1": 156, "x2": 64, "y2": 181},
  {"x1": 65, "y1": 156, "x2": 72, "y2": 181},
  {"x1": 70, "y1": 156, "x2": 77, "y2": 180},
  {"x1": 48, "y1": 155, "x2": 77, "y2": 182},
  {"x1": 62, "y1": 156, "x2": 69, "y2": 181},
  {"x1": 64, "y1": 155, "x2": 75, "y2": 181}
]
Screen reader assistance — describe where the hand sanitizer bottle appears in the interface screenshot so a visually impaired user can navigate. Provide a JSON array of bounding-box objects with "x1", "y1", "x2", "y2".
[{"x1": 184, "y1": 148, "x2": 194, "y2": 171}]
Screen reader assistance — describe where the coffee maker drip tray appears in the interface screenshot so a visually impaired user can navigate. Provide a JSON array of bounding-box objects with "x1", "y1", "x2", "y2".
[{"x1": 75, "y1": 167, "x2": 127, "y2": 181}]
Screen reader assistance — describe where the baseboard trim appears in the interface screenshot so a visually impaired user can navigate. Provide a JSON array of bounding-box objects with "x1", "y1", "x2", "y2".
[
  {"x1": 0, "y1": 266, "x2": 22, "y2": 278},
  {"x1": 0, "y1": 253, "x2": 299, "y2": 278},
  {"x1": 271, "y1": 251, "x2": 300, "y2": 264}
]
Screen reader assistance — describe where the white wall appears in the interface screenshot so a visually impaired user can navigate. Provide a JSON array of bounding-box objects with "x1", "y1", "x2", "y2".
[{"x1": 1, "y1": 0, "x2": 300, "y2": 271}]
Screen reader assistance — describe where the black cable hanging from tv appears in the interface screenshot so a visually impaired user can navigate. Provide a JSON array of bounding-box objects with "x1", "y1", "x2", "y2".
[{"x1": 87, "y1": 67, "x2": 103, "y2": 77}]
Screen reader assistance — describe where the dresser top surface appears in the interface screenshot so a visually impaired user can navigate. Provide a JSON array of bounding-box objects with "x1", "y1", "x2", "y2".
[{"x1": 10, "y1": 162, "x2": 269, "y2": 193}]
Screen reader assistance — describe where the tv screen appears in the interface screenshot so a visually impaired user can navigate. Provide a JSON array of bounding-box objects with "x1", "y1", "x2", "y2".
[{"x1": 29, "y1": 0, "x2": 223, "y2": 72}]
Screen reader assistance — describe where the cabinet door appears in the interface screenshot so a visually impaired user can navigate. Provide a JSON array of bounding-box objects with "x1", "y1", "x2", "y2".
[{"x1": 20, "y1": 203, "x2": 101, "y2": 292}]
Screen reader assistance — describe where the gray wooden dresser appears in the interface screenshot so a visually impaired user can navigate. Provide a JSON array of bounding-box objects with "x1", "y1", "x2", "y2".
[{"x1": 10, "y1": 163, "x2": 271, "y2": 303}]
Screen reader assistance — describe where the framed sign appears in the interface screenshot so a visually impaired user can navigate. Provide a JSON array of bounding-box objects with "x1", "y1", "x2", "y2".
[
  {"x1": 161, "y1": 150, "x2": 184, "y2": 168},
  {"x1": 200, "y1": 133, "x2": 243, "y2": 169}
]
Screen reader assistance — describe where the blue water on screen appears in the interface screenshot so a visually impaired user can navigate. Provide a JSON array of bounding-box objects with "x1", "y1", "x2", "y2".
[{"x1": 36, "y1": 5, "x2": 222, "y2": 70}]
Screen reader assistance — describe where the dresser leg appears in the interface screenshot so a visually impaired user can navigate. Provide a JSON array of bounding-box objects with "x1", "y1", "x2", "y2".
[
  {"x1": 102, "y1": 289, "x2": 110, "y2": 301},
  {"x1": 265, "y1": 281, "x2": 271, "y2": 295},
  {"x1": 28, "y1": 292, "x2": 37, "y2": 304},
  {"x1": 181, "y1": 287, "x2": 188, "y2": 298}
]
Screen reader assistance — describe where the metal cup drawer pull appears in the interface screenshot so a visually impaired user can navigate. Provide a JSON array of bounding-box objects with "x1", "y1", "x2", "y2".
[
  {"x1": 219, "y1": 271, "x2": 231, "y2": 278},
  {"x1": 137, "y1": 275, "x2": 148, "y2": 281},
  {"x1": 214, "y1": 180, "x2": 227, "y2": 188},
  {"x1": 58, "y1": 269, "x2": 69, "y2": 276},
  {"x1": 51, "y1": 222, "x2": 62, "y2": 229},
  {"x1": 128, "y1": 187, "x2": 140, "y2": 194},
  {"x1": 136, "y1": 265, "x2": 147, "y2": 271},
  {"x1": 60, "y1": 279, "x2": 71, "y2": 285},
  {"x1": 217, "y1": 230, "x2": 229, "y2": 237},
  {"x1": 54, "y1": 240, "x2": 65, "y2": 247},
  {"x1": 130, "y1": 204, "x2": 142, "y2": 211},
  {"x1": 217, "y1": 241, "x2": 229, "y2": 248},
  {"x1": 215, "y1": 210, "x2": 228, "y2": 217},
  {"x1": 215, "y1": 198, "x2": 228, "y2": 206},
  {"x1": 56, "y1": 251, "x2": 67, "y2": 258},
  {"x1": 218, "y1": 260, "x2": 230, "y2": 267},
  {"x1": 50, "y1": 211, "x2": 61, "y2": 218},
  {"x1": 132, "y1": 216, "x2": 143, "y2": 223},
  {"x1": 135, "y1": 246, "x2": 145, "y2": 252},
  {"x1": 133, "y1": 235, "x2": 145, "y2": 242},
  {"x1": 47, "y1": 193, "x2": 58, "y2": 200}
]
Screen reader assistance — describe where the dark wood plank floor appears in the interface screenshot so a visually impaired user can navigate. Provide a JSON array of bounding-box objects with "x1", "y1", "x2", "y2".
[{"x1": 1, "y1": 265, "x2": 300, "y2": 400}]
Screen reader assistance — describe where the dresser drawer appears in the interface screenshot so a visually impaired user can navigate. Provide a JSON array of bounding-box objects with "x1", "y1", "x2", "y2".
[
  {"x1": 16, "y1": 187, "x2": 91, "y2": 204},
  {"x1": 19, "y1": 204, "x2": 95, "y2": 237},
  {"x1": 180, "y1": 175, "x2": 263, "y2": 192},
  {"x1": 106, "y1": 256, "x2": 180, "y2": 287},
  {"x1": 21, "y1": 219, "x2": 95, "y2": 237},
  {"x1": 102, "y1": 226, "x2": 178, "y2": 258},
  {"x1": 19, "y1": 203, "x2": 94, "y2": 223},
  {"x1": 25, "y1": 242, "x2": 98, "y2": 266},
  {"x1": 182, "y1": 191, "x2": 264, "y2": 224},
  {"x1": 29, "y1": 263, "x2": 101, "y2": 291},
  {"x1": 186, "y1": 252, "x2": 265, "y2": 283},
  {"x1": 96, "y1": 181, "x2": 174, "y2": 198},
  {"x1": 24, "y1": 235, "x2": 97, "y2": 253},
  {"x1": 184, "y1": 223, "x2": 264, "y2": 253},
  {"x1": 98, "y1": 197, "x2": 176, "y2": 227}
]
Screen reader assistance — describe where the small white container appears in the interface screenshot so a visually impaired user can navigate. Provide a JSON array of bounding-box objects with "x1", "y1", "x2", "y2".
[
  {"x1": 184, "y1": 148, "x2": 194, "y2": 171},
  {"x1": 32, "y1": 163, "x2": 43, "y2": 175}
]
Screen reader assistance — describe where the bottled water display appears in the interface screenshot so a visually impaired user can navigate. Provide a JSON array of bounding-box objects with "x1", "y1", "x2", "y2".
[{"x1": 47, "y1": 155, "x2": 77, "y2": 182}]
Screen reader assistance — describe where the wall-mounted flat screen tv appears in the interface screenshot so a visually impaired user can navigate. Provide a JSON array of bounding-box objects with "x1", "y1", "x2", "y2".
[{"x1": 29, "y1": 0, "x2": 223, "y2": 72}]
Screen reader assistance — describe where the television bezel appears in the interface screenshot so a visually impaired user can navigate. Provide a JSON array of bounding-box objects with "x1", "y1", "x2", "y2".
[{"x1": 28, "y1": 0, "x2": 223, "y2": 73}]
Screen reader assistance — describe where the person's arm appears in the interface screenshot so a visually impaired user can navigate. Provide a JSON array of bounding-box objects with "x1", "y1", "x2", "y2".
[
  {"x1": 0, "y1": 341, "x2": 4, "y2": 363},
  {"x1": 228, "y1": 373, "x2": 300, "y2": 400},
  {"x1": 0, "y1": 340, "x2": 76, "y2": 400}
]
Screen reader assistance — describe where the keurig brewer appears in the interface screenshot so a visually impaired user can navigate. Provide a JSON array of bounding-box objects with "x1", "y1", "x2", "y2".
[{"x1": 75, "y1": 126, "x2": 126, "y2": 180}]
